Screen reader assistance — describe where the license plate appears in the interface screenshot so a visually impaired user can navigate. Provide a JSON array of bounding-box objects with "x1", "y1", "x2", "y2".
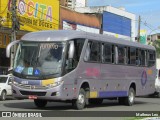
[{"x1": 28, "y1": 95, "x2": 37, "y2": 99}]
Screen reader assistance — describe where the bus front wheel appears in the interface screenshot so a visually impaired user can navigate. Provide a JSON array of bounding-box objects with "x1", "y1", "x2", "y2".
[
  {"x1": 1, "y1": 90, "x2": 7, "y2": 101},
  {"x1": 125, "y1": 87, "x2": 135, "y2": 106},
  {"x1": 72, "y1": 88, "x2": 86, "y2": 110},
  {"x1": 34, "y1": 99, "x2": 47, "y2": 108}
]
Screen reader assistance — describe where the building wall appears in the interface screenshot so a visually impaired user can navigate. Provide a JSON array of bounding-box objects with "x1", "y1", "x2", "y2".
[
  {"x1": 75, "y1": 6, "x2": 136, "y2": 41},
  {"x1": 0, "y1": 28, "x2": 27, "y2": 68},
  {"x1": 60, "y1": 0, "x2": 69, "y2": 7},
  {"x1": 151, "y1": 34, "x2": 160, "y2": 41},
  {"x1": 60, "y1": 0, "x2": 86, "y2": 9}
]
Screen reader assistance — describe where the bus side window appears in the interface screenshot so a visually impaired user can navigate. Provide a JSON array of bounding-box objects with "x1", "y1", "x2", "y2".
[
  {"x1": 117, "y1": 46, "x2": 125, "y2": 64},
  {"x1": 73, "y1": 39, "x2": 85, "y2": 64},
  {"x1": 65, "y1": 39, "x2": 85, "y2": 73},
  {"x1": 127, "y1": 47, "x2": 130, "y2": 64},
  {"x1": 112, "y1": 45, "x2": 115, "y2": 63},
  {"x1": 90, "y1": 42, "x2": 101, "y2": 62},
  {"x1": 124, "y1": 47, "x2": 127, "y2": 64},
  {"x1": 148, "y1": 50, "x2": 156, "y2": 67},
  {"x1": 136, "y1": 49, "x2": 141, "y2": 66},
  {"x1": 138, "y1": 49, "x2": 142, "y2": 65},
  {"x1": 141, "y1": 50, "x2": 147, "y2": 66},
  {"x1": 130, "y1": 47, "x2": 136, "y2": 65},
  {"x1": 84, "y1": 42, "x2": 91, "y2": 61},
  {"x1": 103, "y1": 44, "x2": 112, "y2": 63},
  {"x1": 84, "y1": 41, "x2": 101, "y2": 62},
  {"x1": 115, "y1": 46, "x2": 118, "y2": 64}
]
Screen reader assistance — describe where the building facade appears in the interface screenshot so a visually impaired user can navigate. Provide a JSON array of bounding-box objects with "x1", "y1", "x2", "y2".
[
  {"x1": 60, "y1": 0, "x2": 87, "y2": 9},
  {"x1": 75, "y1": 6, "x2": 136, "y2": 41},
  {"x1": 0, "y1": 0, "x2": 60, "y2": 73},
  {"x1": 149, "y1": 33, "x2": 160, "y2": 41}
]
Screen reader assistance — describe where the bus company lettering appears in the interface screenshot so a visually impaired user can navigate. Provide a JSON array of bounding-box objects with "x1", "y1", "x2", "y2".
[
  {"x1": 86, "y1": 68, "x2": 100, "y2": 77},
  {"x1": 18, "y1": 0, "x2": 53, "y2": 22},
  {"x1": 40, "y1": 44, "x2": 59, "y2": 49}
]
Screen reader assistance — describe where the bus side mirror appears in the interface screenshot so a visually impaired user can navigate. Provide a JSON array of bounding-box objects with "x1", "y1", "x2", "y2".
[
  {"x1": 68, "y1": 41, "x2": 75, "y2": 59},
  {"x1": 6, "y1": 40, "x2": 20, "y2": 58}
]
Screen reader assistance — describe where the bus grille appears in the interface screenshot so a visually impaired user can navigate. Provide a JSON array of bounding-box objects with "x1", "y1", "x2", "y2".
[
  {"x1": 18, "y1": 84, "x2": 48, "y2": 90},
  {"x1": 20, "y1": 91, "x2": 46, "y2": 96}
]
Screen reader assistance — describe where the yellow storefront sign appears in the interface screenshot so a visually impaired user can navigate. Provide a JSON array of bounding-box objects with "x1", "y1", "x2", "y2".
[{"x1": 0, "y1": 0, "x2": 59, "y2": 31}]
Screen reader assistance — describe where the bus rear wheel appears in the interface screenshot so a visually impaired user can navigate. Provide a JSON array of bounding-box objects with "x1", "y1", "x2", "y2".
[
  {"x1": 125, "y1": 87, "x2": 135, "y2": 106},
  {"x1": 34, "y1": 99, "x2": 47, "y2": 108},
  {"x1": 72, "y1": 88, "x2": 86, "y2": 110}
]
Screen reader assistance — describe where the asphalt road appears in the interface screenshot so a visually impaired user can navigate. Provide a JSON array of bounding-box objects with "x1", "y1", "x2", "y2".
[
  {"x1": 0, "y1": 96, "x2": 160, "y2": 111},
  {"x1": 0, "y1": 96, "x2": 160, "y2": 120}
]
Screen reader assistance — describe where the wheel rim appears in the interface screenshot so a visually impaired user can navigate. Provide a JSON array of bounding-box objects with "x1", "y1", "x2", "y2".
[
  {"x1": 129, "y1": 92, "x2": 134, "y2": 103},
  {"x1": 78, "y1": 93, "x2": 85, "y2": 104}
]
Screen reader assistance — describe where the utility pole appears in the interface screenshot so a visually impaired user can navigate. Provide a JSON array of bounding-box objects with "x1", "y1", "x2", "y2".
[
  {"x1": 137, "y1": 16, "x2": 141, "y2": 42},
  {"x1": 99, "y1": 13, "x2": 103, "y2": 34},
  {"x1": 10, "y1": 0, "x2": 18, "y2": 68}
]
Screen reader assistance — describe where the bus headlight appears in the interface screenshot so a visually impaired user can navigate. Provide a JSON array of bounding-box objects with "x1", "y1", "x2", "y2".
[{"x1": 47, "y1": 80, "x2": 64, "y2": 88}]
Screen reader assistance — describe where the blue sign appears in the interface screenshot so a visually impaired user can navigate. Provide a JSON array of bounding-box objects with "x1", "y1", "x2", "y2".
[
  {"x1": 34, "y1": 69, "x2": 40, "y2": 75},
  {"x1": 103, "y1": 12, "x2": 131, "y2": 37},
  {"x1": 28, "y1": 67, "x2": 33, "y2": 75},
  {"x1": 15, "y1": 66, "x2": 24, "y2": 73}
]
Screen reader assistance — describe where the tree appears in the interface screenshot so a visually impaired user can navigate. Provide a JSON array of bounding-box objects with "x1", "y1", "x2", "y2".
[{"x1": 152, "y1": 39, "x2": 160, "y2": 58}]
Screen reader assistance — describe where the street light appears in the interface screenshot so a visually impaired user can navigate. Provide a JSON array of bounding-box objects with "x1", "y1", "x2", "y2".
[{"x1": 149, "y1": 26, "x2": 160, "y2": 42}]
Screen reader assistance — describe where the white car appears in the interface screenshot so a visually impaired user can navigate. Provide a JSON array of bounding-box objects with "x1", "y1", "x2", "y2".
[{"x1": 0, "y1": 74, "x2": 13, "y2": 101}]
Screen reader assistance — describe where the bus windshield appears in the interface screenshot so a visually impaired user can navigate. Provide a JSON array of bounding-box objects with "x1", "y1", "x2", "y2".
[{"x1": 13, "y1": 42, "x2": 65, "y2": 79}]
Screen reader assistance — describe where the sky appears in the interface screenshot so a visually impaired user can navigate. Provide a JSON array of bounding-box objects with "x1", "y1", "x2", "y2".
[{"x1": 87, "y1": 0, "x2": 160, "y2": 35}]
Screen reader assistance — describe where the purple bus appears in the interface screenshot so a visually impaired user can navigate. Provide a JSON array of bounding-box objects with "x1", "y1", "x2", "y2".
[{"x1": 6, "y1": 30, "x2": 156, "y2": 109}]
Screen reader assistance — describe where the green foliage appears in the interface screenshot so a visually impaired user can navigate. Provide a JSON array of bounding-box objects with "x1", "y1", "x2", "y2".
[{"x1": 150, "y1": 39, "x2": 160, "y2": 58}]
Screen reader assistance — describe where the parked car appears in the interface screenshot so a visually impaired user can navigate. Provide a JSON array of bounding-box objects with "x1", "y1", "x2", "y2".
[{"x1": 0, "y1": 74, "x2": 13, "y2": 101}]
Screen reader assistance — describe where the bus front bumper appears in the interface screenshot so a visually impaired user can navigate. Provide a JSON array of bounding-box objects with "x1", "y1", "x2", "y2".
[{"x1": 11, "y1": 84, "x2": 76, "y2": 101}]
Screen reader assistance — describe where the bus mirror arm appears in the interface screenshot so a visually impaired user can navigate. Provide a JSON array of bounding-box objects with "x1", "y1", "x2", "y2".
[
  {"x1": 6, "y1": 40, "x2": 20, "y2": 58},
  {"x1": 68, "y1": 41, "x2": 75, "y2": 59}
]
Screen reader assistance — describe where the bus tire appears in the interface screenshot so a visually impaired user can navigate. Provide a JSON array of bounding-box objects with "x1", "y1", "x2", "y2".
[
  {"x1": 34, "y1": 99, "x2": 47, "y2": 108},
  {"x1": 89, "y1": 98, "x2": 103, "y2": 105},
  {"x1": 1, "y1": 90, "x2": 7, "y2": 101},
  {"x1": 125, "y1": 87, "x2": 135, "y2": 106},
  {"x1": 72, "y1": 88, "x2": 86, "y2": 110}
]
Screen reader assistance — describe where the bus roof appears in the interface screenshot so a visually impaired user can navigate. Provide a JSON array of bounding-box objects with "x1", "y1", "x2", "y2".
[{"x1": 21, "y1": 30, "x2": 155, "y2": 50}]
